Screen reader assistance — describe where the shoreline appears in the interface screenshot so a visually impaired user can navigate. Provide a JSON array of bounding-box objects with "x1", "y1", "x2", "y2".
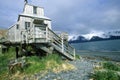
[
  {"x1": 36, "y1": 55, "x2": 120, "y2": 80},
  {"x1": 76, "y1": 51, "x2": 120, "y2": 62},
  {"x1": 24, "y1": 55, "x2": 115, "y2": 80},
  {"x1": 1, "y1": 51, "x2": 119, "y2": 80}
]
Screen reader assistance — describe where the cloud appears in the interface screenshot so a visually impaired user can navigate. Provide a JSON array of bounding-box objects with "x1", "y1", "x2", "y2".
[
  {"x1": 0, "y1": 0, "x2": 24, "y2": 28},
  {"x1": 0, "y1": 0, "x2": 120, "y2": 35},
  {"x1": 102, "y1": 9, "x2": 120, "y2": 23},
  {"x1": 82, "y1": 31, "x2": 105, "y2": 40}
]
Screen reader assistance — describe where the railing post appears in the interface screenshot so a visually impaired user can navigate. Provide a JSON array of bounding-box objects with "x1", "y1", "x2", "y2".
[
  {"x1": 21, "y1": 31, "x2": 23, "y2": 43},
  {"x1": 62, "y1": 37, "x2": 64, "y2": 53},
  {"x1": 46, "y1": 27, "x2": 48, "y2": 42},
  {"x1": 74, "y1": 48, "x2": 76, "y2": 60},
  {"x1": 33, "y1": 24, "x2": 35, "y2": 42}
]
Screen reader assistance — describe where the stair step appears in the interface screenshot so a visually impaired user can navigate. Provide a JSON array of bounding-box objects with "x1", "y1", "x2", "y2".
[
  {"x1": 51, "y1": 43, "x2": 74, "y2": 60},
  {"x1": 39, "y1": 46, "x2": 53, "y2": 54}
]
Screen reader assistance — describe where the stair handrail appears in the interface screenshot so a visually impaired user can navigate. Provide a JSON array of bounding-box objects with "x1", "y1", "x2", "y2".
[{"x1": 46, "y1": 27, "x2": 75, "y2": 59}]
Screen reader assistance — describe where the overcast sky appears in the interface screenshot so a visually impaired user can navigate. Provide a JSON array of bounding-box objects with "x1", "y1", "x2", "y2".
[{"x1": 0, "y1": 0, "x2": 120, "y2": 35}]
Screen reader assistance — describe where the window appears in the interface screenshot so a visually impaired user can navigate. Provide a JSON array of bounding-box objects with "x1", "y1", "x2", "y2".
[
  {"x1": 25, "y1": 22, "x2": 30, "y2": 29},
  {"x1": 33, "y1": 6, "x2": 37, "y2": 14},
  {"x1": 16, "y1": 24, "x2": 19, "y2": 29},
  {"x1": 33, "y1": 19, "x2": 44, "y2": 24}
]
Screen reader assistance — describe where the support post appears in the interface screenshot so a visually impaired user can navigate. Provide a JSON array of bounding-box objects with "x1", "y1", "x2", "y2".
[
  {"x1": 46, "y1": 27, "x2": 48, "y2": 42},
  {"x1": 62, "y1": 37, "x2": 64, "y2": 53},
  {"x1": 16, "y1": 46, "x2": 19, "y2": 59},
  {"x1": 33, "y1": 24, "x2": 35, "y2": 42}
]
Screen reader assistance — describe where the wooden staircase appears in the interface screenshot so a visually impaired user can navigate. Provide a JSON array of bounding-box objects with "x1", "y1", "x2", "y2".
[{"x1": 26, "y1": 26, "x2": 76, "y2": 60}]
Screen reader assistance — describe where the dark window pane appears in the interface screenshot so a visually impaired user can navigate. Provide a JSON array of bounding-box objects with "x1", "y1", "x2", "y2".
[
  {"x1": 25, "y1": 22, "x2": 30, "y2": 29},
  {"x1": 25, "y1": 22, "x2": 27, "y2": 29},
  {"x1": 33, "y1": 6, "x2": 37, "y2": 14},
  {"x1": 16, "y1": 24, "x2": 19, "y2": 29}
]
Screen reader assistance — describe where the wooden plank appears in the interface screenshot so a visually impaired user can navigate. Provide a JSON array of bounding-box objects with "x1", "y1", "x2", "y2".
[{"x1": 51, "y1": 43, "x2": 74, "y2": 60}]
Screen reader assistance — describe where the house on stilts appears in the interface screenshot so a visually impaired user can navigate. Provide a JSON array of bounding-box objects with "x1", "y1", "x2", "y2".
[{"x1": 7, "y1": 2, "x2": 75, "y2": 60}]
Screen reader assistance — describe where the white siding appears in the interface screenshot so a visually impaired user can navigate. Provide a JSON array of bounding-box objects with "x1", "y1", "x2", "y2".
[
  {"x1": 19, "y1": 16, "x2": 33, "y2": 30},
  {"x1": 8, "y1": 25, "x2": 15, "y2": 42},
  {"x1": 23, "y1": 4, "x2": 44, "y2": 16},
  {"x1": 24, "y1": 5, "x2": 32, "y2": 15},
  {"x1": 8, "y1": 4, "x2": 51, "y2": 43},
  {"x1": 8, "y1": 24, "x2": 21, "y2": 42},
  {"x1": 37, "y1": 8, "x2": 44, "y2": 16},
  {"x1": 44, "y1": 20, "x2": 52, "y2": 29},
  {"x1": 15, "y1": 24, "x2": 21, "y2": 42}
]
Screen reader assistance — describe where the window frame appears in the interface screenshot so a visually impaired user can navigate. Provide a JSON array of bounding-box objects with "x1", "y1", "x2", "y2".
[
  {"x1": 16, "y1": 24, "x2": 19, "y2": 29},
  {"x1": 33, "y1": 6, "x2": 37, "y2": 14},
  {"x1": 25, "y1": 22, "x2": 30, "y2": 29}
]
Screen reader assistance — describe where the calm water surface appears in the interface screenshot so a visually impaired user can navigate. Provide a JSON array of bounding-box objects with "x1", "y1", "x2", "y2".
[{"x1": 71, "y1": 39, "x2": 120, "y2": 61}]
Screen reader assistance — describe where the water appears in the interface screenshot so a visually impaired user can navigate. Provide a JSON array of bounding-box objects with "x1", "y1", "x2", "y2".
[{"x1": 71, "y1": 39, "x2": 120, "y2": 61}]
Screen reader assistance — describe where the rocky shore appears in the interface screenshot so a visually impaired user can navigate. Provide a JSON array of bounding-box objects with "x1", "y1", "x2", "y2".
[
  {"x1": 21, "y1": 55, "x2": 120, "y2": 80},
  {"x1": 23, "y1": 56, "x2": 102, "y2": 80}
]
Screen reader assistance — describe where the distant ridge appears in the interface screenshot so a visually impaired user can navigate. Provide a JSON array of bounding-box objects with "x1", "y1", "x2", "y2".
[
  {"x1": 69, "y1": 30, "x2": 120, "y2": 43},
  {"x1": 0, "y1": 29, "x2": 7, "y2": 39},
  {"x1": 69, "y1": 35, "x2": 120, "y2": 43},
  {"x1": 0, "y1": 27, "x2": 7, "y2": 30}
]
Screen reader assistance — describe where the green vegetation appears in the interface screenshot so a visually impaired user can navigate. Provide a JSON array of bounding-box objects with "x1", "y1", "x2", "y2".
[
  {"x1": 0, "y1": 47, "x2": 16, "y2": 79},
  {"x1": 92, "y1": 70, "x2": 120, "y2": 80},
  {"x1": 25, "y1": 53, "x2": 75, "y2": 74},
  {"x1": 75, "y1": 54, "x2": 81, "y2": 59},
  {"x1": 0, "y1": 47, "x2": 75, "y2": 79},
  {"x1": 103, "y1": 62, "x2": 120, "y2": 71},
  {"x1": 25, "y1": 54, "x2": 63, "y2": 74},
  {"x1": 91, "y1": 61, "x2": 120, "y2": 80}
]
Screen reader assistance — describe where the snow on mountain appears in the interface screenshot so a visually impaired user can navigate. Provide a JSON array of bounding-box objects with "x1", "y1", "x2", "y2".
[
  {"x1": 82, "y1": 32, "x2": 105, "y2": 40},
  {"x1": 68, "y1": 34, "x2": 79, "y2": 41},
  {"x1": 69, "y1": 30, "x2": 120, "y2": 41}
]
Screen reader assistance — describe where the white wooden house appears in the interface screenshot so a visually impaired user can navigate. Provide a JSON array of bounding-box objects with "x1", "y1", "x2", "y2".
[
  {"x1": 7, "y1": 3, "x2": 75, "y2": 60},
  {"x1": 8, "y1": 3, "x2": 51, "y2": 43}
]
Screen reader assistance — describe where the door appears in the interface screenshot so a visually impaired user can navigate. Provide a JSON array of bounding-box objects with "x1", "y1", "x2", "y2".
[{"x1": 34, "y1": 25, "x2": 46, "y2": 38}]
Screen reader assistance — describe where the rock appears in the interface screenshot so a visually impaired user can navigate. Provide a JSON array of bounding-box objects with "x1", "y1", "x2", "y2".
[{"x1": 28, "y1": 58, "x2": 100, "y2": 80}]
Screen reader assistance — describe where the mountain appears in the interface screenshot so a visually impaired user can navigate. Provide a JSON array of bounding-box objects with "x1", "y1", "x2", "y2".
[
  {"x1": 90, "y1": 36, "x2": 104, "y2": 41},
  {"x1": 0, "y1": 29, "x2": 7, "y2": 38},
  {"x1": 69, "y1": 36, "x2": 88, "y2": 43},
  {"x1": 69, "y1": 30, "x2": 120, "y2": 43},
  {"x1": 0, "y1": 29, "x2": 7, "y2": 42}
]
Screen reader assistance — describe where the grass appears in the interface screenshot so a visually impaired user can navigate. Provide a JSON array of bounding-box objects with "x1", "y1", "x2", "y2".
[
  {"x1": 92, "y1": 70, "x2": 120, "y2": 80},
  {"x1": 91, "y1": 61, "x2": 120, "y2": 80},
  {"x1": 25, "y1": 53, "x2": 75, "y2": 74},
  {"x1": 75, "y1": 54, "x2": 81, "y2": 59},
  {"x1": 0, "y1": 47, "x2": 16, "y2": 79},
  {"x1": 0, "y1": 47, "x2": 75, "y2": 79},
  {"x1": 24, "y1": 54, "x2": 63, "y2": 74},
  {"x1": 103, "y1": 62, "x2": 120, "y2": 71}
]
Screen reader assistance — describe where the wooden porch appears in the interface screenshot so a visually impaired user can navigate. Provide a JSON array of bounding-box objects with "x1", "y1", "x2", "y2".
[{"x1": 21, "y1": 25, "x2": 76, "y2": 60}]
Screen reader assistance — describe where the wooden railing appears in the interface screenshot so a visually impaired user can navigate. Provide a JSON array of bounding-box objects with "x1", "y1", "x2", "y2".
[
  {"x1": 46, "y1": 27, "x2": 75, "y2": 60},
  {"x1": 27, "y1": 26, "x2": 75, "y2": 60}
]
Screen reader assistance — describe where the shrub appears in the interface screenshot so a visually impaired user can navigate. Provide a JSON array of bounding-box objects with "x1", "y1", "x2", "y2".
[
  {"x1": 24, "y1": 54, "x2": 63, "y2": 74},
  {"x1": 103, "y1": 62, "x2": 120, "y2": 71},
  {"x1": 0, "y1": 47, "x2": 16, "y2": 79},
  {"x1": 92, "y1": 70, "x2": 119, "y2": 80},
  {"x1": 75, "y1": 54, "x2": 80, "y2": 59},
  {"x1": 43, "y1": 54, "x2": 62, "y2": 63},
  {"x1": 24, "y1": 56, "x2": 46, "y2": 74}
]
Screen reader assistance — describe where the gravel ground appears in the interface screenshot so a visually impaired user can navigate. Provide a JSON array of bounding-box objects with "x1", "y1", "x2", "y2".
[{"x1": 24, "y1": 57, "x2": 100, "y2": 80}]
